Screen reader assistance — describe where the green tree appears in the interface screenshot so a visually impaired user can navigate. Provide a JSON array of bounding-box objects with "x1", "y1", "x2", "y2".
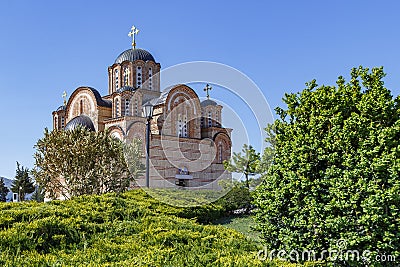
[
  {"x1": 123, "y1": 138, "x2": 145, "y2": 182},
  {"x1": 0, "y1": 177, "x2": 9, "y2": 202},
  {"x1": 33, "y1": 127, "x2": 134, "y2": 199},
  {"x1": 224, "y1": 144, "x2": 261, "y2": 189},
  {"x1": 254, "y1": 66, "x2": 400, "y2": 265},
  {"x1": 31, "y1": 185, "x2": 45, "y2": 202},
  {"x1": 257, "y1": 123, "x2": 276, "y2": 174},
  {"x1": 11, "y1": 162, "x2": 35, "y2": 201}
]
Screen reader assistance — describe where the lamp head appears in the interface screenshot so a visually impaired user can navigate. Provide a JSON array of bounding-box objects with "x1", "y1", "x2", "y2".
[{"x1": 143, "y1": 102, "x2": 154, "y2": 119}]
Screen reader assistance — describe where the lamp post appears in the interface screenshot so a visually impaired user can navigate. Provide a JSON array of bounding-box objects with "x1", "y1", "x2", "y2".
[{"x1": 143, "y1": 102, "x2": 154, "y2": 188}]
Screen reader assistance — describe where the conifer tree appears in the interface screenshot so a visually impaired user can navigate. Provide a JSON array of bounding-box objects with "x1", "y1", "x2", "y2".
[
  {"x1": 223, "y1": 144, "x2": 261, "y2": 188},
  {"x1": 11, "y1": 162, "x2": 35, "y2": 201},
  {"x1": 0, "y1": 177, "x2": 9, "y2": 202}
]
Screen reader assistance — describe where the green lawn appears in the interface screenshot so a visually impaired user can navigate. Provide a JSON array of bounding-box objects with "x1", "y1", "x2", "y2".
[{"x1": 213, "y1": 214, "x2": 262, "y2": 244}]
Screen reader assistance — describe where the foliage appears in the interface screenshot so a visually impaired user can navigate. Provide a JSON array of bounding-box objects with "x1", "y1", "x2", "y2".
[
  {"x1": 11, "y1": 162, "x2": 35, "y2": 201},
  {"x1": 253, "y1": 66, "x2": 400, "y2": 266},
  {"x1": 216, "y1": 181, "x2": 253, "y2": 214},
  {"x1": 224, "y1": 144, "x2": 261, "y2": 188},
  {"x1": 0, "y1": 189, "x2": 320, "y2": 266},
  {"x1": 123, "y1": 138, "x2": 145, "y2": 181},
  {"x1": 257, "y1": 123, "x2": 276, "y2": 174},
  {"x1": 0, "y1": 178, "x2": 9, "y2": 202},
  {"x1": 33, "y1": 127, "x2": 137, "y2": 199},
  {"x1": 31, "y1": 185, "x2": 45, "y2": 202}
]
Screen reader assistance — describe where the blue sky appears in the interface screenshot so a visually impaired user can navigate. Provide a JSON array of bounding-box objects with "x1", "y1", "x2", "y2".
[{"x1": 1, "y1": 0, "x2": 400, "y2": 179}]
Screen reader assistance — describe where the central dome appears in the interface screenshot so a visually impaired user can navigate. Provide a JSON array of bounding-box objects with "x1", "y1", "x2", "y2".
[{"x1": 115, "y1": 48, "x2": 155, "y2": 64}]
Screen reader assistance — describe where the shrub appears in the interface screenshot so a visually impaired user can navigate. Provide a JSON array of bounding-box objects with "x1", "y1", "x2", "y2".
[{"x1": 254, "y1": 67, "x2": 400, "y2": 266}]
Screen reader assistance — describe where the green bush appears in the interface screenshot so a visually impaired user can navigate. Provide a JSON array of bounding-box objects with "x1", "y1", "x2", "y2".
[
  {"x1": 254, "y1": 67, "x2": 400, "y2": 266},
  {"x1": 215, "y1": 182, "x2": 252, "y2": 214},
  {"x1": 0, "y1": 189, "x2": 321, "y2": 266}
]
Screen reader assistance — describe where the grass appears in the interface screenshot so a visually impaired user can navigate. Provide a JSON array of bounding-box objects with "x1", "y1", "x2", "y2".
[{"x1": 213, "y1": 214, "x2": 262, "y2": 244}]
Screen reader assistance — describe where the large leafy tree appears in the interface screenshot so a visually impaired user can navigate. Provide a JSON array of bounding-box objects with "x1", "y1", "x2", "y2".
[
  {"x1": 0, "y1": 178, "x2": 9, "y2": 202},
  {"x1": 33, "y1": 127, "x2": 143, "y2": 199},
  {"x1": 11, "y1": 162, "x2": 35, "y2": 201},
  {"x1": 254, "y1": 66, "x2": 400, "y2": 264},
  {"x1": 224, "y1": 144, "x2": 261, "y2": 189}
]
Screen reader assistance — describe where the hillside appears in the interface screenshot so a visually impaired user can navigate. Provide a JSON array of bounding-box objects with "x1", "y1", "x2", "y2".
[{"x1": 0, "y1": 189, "x2": 321, "y2": 267}]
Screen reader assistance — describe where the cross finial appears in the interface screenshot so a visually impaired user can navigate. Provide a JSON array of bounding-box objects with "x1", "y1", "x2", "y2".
[
  {"x1": 128, "y1": 25, "x2": 140, "y2": 49},
  {"x1": 62, "y1": 91, "x2": 67, "y2": 105},
  {"x1": 204, "y1": 84, "x2": 212, "y2": 99}
]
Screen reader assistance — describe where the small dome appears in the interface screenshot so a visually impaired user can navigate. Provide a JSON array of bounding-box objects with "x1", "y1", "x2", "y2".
[
  {"x1": 201, "y1": 99, "x2": 218, "y2": 107},
  {"x1": 65, "y1": 115, "x2": 95, "y2": 131},
  {"x1": 117, "y1": 86, "x2": 136, "y2": 93},
  {"x1": 56, "y1": 105, "x2": 66, "y2": 111},
  {"x1": 115, "y1": 48, "x2": 155, "y2": 64}
]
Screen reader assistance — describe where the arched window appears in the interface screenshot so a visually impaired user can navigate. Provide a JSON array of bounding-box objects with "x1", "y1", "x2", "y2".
[
  {"x1": 125, "y1": 99, "x2": 130, "y2": 116},
  {"x1": 218, "y1": 142, "x2": 223, "y2": 163},
  {"x1": 208, "y1": 111, "x2": 212, "y2": 127},
  {"x1": 183, "y1": 114, "x2": 188, "y2": 137},
  {"x1": 115, "y1": 99, "x2": 120, "y2": 117},
  {"x1": 136, "y1": 66, "x2": 142, "y2": 88},
  {"x1": 177, "y1": 114, "x2": 182, "y2": 137},
  {"x1": 149, "y1": 67, "x2": 153, "y2": 90},
  {"x1": 177, "y1": 112, "x2": 188, "y2": 137},
  {"x1": 123, "y1": 67, "x2": 130, "y2": 86},
  {"x1": 61, "y1": 117, "x2": 65, "y2": 128},
  {"x1": 115, "y1": 69, "x2": 119, "y2": 89},
  {"x1": 134, "y1": 98, "x2": 138, "y2": 116},
  {"x1": 80, "y1": 99, "x2": 84, "y2": 114}
]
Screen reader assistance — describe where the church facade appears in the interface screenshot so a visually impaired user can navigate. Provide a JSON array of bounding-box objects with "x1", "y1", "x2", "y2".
[{"x1": 52, "y1": 27, "x2": 232, "y2": 188}]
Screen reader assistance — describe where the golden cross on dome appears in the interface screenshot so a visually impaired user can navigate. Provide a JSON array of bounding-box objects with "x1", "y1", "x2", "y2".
[
  {"x1": 204, "y1": 84, "x2": 212, "y2": 99},
  {"x1": 62, "y1": 91, "x2": 67, "y2": 105},
  {"x1": 128, "y1": 25, "x2": 140, "y2": 49}
]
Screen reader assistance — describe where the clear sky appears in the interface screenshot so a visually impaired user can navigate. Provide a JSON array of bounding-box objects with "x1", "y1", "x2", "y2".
[{"x1": 1, "y1": 0, "x2": 400, "y2": 179}]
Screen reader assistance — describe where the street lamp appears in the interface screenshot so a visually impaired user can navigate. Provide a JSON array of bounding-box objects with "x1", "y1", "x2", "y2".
[{"x1": 143, "y1": 102, "x2": 154, "y2": 188}]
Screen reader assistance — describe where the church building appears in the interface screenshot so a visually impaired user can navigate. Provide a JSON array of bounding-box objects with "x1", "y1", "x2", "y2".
[{"x1": 52, "y1": 26, "x2": 232, "y2": 188}]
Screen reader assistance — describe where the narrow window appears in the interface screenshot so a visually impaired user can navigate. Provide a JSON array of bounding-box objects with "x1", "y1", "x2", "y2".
[
  {"x1": 136, "y1": 66, "x2": 142, "y2": 88},
  {"x1": 218, "y1": 143, "x2": 223, "y2": 163},
  {"x1": 177, "y1": 114, "x2": 182, "y2": 137},
  {"x1": 123, "y1": 67, "x2": 130, "y2": 86},
  {"x1": 80, "y1": 99, "x2": 84, "y2": 114},
  {"x1": 149, "y1": 67, "x2": 153, "y2": 90},
  {"x1": 116, "y1": 99, "x2": 119, "y2": 117},
  {"x1": 125, "y1": 99, "x2": 130, "y2": 116},
  {"x1": 61, "y1": 117, "x2": 65, "y2": 128},
  {"x1": 208, "y1": 111, "x2": 212, "y2": 127},
  {"x1": 183, "y1": 114, "x2": 188, "y2": 137},
  {"x1": 115, "y1": 69, "x2": 119, "y2": 89}
]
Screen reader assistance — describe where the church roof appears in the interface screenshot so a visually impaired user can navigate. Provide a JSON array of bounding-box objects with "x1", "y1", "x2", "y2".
[
  {"x1": 65, "y1": 115, "x2": 95, "y2": 132},
  {"x1": 86, "y1": 87, "x2": 112, "y2": 108},
  {"x1": 56, "y1": 105, "x2": 66, "y2": 111},
  {"x1": 117, "y1": 86, "x2": 136, "y2": 93},
  {"x1": 146, "y1": 85, "x2": 180, "y2": 106},
  {"x1": 201, "y1": 99, "x2": 218, "y2": 107},
  {"x1": 115, "y1": 48, "x2": 155, "y2": 64}
]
